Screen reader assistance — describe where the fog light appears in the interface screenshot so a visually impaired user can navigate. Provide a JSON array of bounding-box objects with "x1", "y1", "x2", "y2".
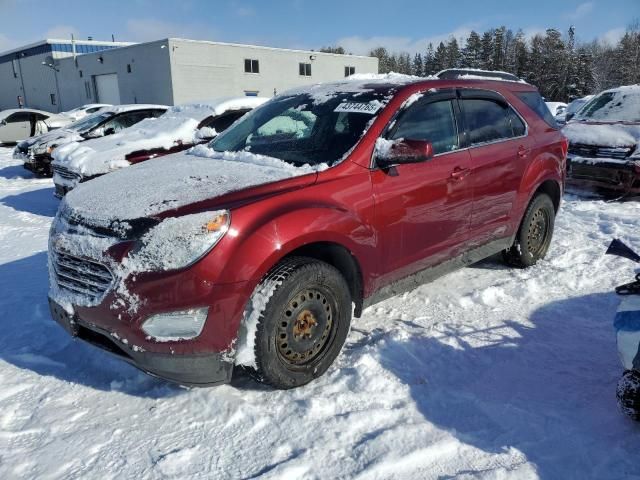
[{"x1": 142, "y1": 307, "x2": 208, "y2": 341}]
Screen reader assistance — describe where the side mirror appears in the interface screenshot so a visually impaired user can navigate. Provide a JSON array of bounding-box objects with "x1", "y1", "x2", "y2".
[
  {"x1": 565, "y1": 113, "x2": 575, "y2": 122},
  {"x1": 0, "y1": 120, "x2": 6, "y2": 126},
  {"x1": 375, "y1": 138, "x2": 434, "y2": 168}
]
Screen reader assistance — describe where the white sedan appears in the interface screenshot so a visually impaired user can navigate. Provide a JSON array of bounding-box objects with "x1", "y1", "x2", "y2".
[{"x1": 0, "y1": 108, "x2": 72, "y2": 144}]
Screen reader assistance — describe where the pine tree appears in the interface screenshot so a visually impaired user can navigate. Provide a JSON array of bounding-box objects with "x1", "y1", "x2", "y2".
[
  {"x1": 424, "y1": 43, "x2": 436, "y2": 75},
  {"x1": 433, "y1": 41, "x2": 448, "y2": 73},
  {"x1": 369, "y1": 47, "x2": 390, "y2": 73},
  {"x1": 412, "y1": 53, "x2": 424, "y2": 76},
  {"x1": 462, "y1": 31, "x2": 483, "y2": 68},
  {"x1": 480, "y1": 30, "x2": 494, "y2": 69},
  {"x1": 445, "y1": 38, "x2": 461, "y2": 69},
  {"x1": 512, "y1": 30, "x2": 528, "y2": 79},
  {"x1": 492, "y1": 26, "x2": 506, "y2": 70}
]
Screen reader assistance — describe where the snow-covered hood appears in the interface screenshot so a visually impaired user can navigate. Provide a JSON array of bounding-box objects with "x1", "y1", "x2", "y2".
[
  {"x1": 62, "y1": 145, "x2": 319, "y2": 225},
  {"x1": 29, "y1": 128, "x2": 82, "y2": 151},
  {"x1": 563, "y1": 122, "x2": 640, "y2": 148}
]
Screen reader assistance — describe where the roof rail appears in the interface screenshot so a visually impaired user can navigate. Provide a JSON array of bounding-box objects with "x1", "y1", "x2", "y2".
[{"x1": 436, "y1": 69, "x2": 523, "y2": 82}]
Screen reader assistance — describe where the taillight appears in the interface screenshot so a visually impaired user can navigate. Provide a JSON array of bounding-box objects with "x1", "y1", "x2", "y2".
[{"x1": 560, "y1": 136, "x2": 569, "y2": 159}]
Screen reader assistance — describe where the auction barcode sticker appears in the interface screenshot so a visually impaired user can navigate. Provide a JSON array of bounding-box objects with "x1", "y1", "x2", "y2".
[{"x1": 334, "y1": 102, "x2": 381, "y2": 114}]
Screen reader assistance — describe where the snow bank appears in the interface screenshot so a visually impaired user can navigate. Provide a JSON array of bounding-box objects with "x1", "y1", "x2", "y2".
[
  {"x1": 563, "y1": 122, "x2": 640, "y2": 147},
  {"x1": 63, "y1": 146, "x2": 318, "y2": 223},
  {"x1": 4, "y1": 145, "x2": 640, "y2": 478},
  {"x1": 51, "y1": 98, "x2": 268, "y2": 179}
]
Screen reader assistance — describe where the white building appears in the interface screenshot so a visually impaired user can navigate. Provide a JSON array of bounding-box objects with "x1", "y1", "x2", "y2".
[
  {"x1": 0, "y1": 38, "x2": 379, "y2": 112},
  {"x1": 0, "y1": 39, "x2": 133, "y2": 112}
]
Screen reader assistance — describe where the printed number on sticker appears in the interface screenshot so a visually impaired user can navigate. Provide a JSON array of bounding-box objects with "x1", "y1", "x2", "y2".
[{"x1": 334, "y1": 102, "x2": 381, "y2": 114}]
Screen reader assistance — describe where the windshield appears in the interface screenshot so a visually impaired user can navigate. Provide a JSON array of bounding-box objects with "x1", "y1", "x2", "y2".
[
  {"x1": 67, "y1": 111, "x2": 114, "y2": 132},
  {"x1": 209, "y1": 91, "x2": 390, "y2": 166},
  {"x1": 575, "y1": 90, "x2": 640, "y2": 123}
]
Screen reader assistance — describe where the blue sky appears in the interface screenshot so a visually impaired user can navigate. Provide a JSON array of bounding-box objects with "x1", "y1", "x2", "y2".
[{"x1": 0, "y1": 0, "x2": 637, "y2": 54}]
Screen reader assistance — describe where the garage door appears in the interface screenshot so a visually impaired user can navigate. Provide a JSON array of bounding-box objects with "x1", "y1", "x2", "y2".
[{"x1": 94, "y1": 74, "x2": 120, "y2": 104}]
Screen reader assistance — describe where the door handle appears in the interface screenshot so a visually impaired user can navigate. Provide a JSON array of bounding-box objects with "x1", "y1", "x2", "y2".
[
  {"x1": 517, "y1": 146, "x2": 530, "y2": 158},
  {"x1": 450, "y1": 166, "x2": 470, "y2": 181}
]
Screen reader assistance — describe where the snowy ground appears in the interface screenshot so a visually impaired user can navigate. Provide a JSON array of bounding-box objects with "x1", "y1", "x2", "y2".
[{"x1": 0, "y1": 145, "x2": 639, "y2": 479}]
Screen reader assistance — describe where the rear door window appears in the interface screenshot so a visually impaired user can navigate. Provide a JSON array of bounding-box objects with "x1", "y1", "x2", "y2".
[
  {"x1": 461, "y1": 99, "x2": 516, "y2": 145},
  {"x1": 389, "y1": 99, "x2": 459, "y2": 155},
  {"x1": 516, "y1": 91, "x2": 558, "y2": 128},
  {"x1": 5, "y1": 112, "x2": 31, "y2": 123},
  {"x1": 203, "y1": 110, "x2": 249, "y2": 133}
]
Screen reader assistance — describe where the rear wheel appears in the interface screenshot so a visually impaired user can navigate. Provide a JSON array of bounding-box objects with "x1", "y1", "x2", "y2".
[
  {"x1": 617, "y1": 370, "x2": 640, "y2": 421},
  {"x1": 503, "y1": 193, "x2": 555, "y2": 268},
  {"x1": 253, "y1": 257, "x2": 351, "y2": 389}
]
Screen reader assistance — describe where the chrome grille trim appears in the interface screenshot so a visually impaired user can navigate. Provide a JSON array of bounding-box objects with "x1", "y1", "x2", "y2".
[
  {"x1": 569, "y1": 143, "x2": 633, "y2": 161},
  {"x1": 53, "y1": 165, "x2": 81, "y2": 181},
  {"x1": 52, "y1": 250, "x2": 114, "y2": 302}
]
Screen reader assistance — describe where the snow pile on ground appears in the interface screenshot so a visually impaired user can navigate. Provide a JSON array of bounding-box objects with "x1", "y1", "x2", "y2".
[
  {"x1": 51, "y1": 98, "x2": 268, "y2": 178},
  {"x1": 63, "y1": 146, "x2": 317, "y2": 223},
  {"x1": 563, "y1": 122, "x2": 640, "y2": 147},
  {"x1": 2, "y1": 147, "x2": 640, "y2": 478}
]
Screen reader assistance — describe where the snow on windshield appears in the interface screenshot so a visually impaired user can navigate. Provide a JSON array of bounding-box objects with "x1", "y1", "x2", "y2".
[{"x1": 575, "y1": 86, "x2": 640, "y2": 123}]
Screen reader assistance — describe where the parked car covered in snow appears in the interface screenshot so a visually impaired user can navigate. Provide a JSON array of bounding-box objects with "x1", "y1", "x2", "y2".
[
  {"x1": 16, "y1": 104, "x2": 168, "y2": 177},
  {"x1": 555, "y1": 95, "x2": 594, "y2": 125},
  {"x1": 0, "y1": 108, "x2": 72, "y2": 145},
  {"x1": 564, "y1": 85, "x2": 640, "y2": 194},
  {"x1": 51, "y1": 97, "x2": 268, "y2": 196},
  {"x1": 48, "y1": 73, "x2": 566, "y2": 389},
  {"x1": 59, "y1": 103, "x2": 111, "y2": 122},
  {"x1": 546, "y1": 102, "x2": 567, "y2": 117}
]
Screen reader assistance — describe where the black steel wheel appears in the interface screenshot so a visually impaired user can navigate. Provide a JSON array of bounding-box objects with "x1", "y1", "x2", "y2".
[
  {"x1": 252, "y1": 257, "x2": 351, "y2": 389},
  {"x1": 503, "y1": 193, "x2": 555, "y2": 268}
]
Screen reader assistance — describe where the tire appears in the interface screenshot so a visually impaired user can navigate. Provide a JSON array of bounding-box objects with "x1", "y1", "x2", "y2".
[
  {"x1": 253, "y1": 257, "x2": 352, "y2": 389},
  {"x1": 503, "y1": 193, "x2": 555, "y2": 268},
  {"x1": 617, "y1": 370, "x2": 640, "y2": 421}
]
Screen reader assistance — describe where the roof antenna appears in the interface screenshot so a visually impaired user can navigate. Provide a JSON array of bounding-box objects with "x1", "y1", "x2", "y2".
[{"x1": 112, "y1": 34, "x2": 115, "y2": 42}]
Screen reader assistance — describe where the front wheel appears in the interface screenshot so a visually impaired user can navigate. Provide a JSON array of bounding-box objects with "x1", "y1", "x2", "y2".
[
  {"x1": 503, "y1": 193, "x2": 555, "y2": 268},
  {"x1": 253, "y1": 257, "x2": 352, "y2": 389}
]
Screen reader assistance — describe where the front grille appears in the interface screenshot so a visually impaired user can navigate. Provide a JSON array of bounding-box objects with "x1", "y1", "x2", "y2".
[
  {"x1": 569, "y1": 143, "x2": 633, "y2": 160},
  {"x1": 53, "y1": 165, "x2": 81, "y2": 181},
  {"x1": 52, "y1": 250, "x2": 114, "y2": 302}
]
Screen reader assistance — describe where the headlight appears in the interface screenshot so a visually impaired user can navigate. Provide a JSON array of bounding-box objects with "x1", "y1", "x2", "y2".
[
  {"x1": 125, "y1": 210, "x2": 230, "y2": 272},
  {"x1": 142, "y1": 307, "x2": 208, "y2": 341}
]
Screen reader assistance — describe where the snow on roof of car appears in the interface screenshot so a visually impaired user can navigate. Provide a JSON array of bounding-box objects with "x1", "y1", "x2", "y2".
[
  {"x1": 167, "y1": 97, "x2": 269, "y2": 118},
  {"x1": 436, "y1": 68, "x2": 529, "y2": 83},
  {"x1": 100, "y1": 104, "x2": 169, "y2": 114},
  {"x1": 280, "y1": 72, "x2": 422, "y2": 104},
  {"x1": 62, "y1": 146, "x2": 319, "y2": 224},
  {"x1": 51, "y1": 98, "x2": 267, "y2": 177}
]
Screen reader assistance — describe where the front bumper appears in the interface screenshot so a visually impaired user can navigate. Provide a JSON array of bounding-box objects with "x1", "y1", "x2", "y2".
[
  {"x1": 567, "y1": 155, "x2": 640, "y2": 193},
  {"x1": 49, "y1": 297, "x2": 234, "y2": 386},
  {"x1": 21, "y1": 153, "x2": 53, "y2": 176}
]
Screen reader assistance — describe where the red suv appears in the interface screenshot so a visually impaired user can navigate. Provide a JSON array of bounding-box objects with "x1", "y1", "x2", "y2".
[{"x1": 48, "y1": 72, "x2": 567, "y2": 389}]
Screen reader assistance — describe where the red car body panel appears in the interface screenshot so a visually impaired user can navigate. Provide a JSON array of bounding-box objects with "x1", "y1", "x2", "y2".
[{"x1": 49, "y1": 78, "x2": 567, "y2": 385}]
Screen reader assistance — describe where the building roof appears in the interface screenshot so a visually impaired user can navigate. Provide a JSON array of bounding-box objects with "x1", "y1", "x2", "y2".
[{"x1": 0, "y1": 38, "x2": 134, "y2": 60}]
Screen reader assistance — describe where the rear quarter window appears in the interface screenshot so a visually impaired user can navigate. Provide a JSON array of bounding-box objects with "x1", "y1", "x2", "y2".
[{"x1": 516, "y1": 91, "x2": 558, "y2": 129}]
